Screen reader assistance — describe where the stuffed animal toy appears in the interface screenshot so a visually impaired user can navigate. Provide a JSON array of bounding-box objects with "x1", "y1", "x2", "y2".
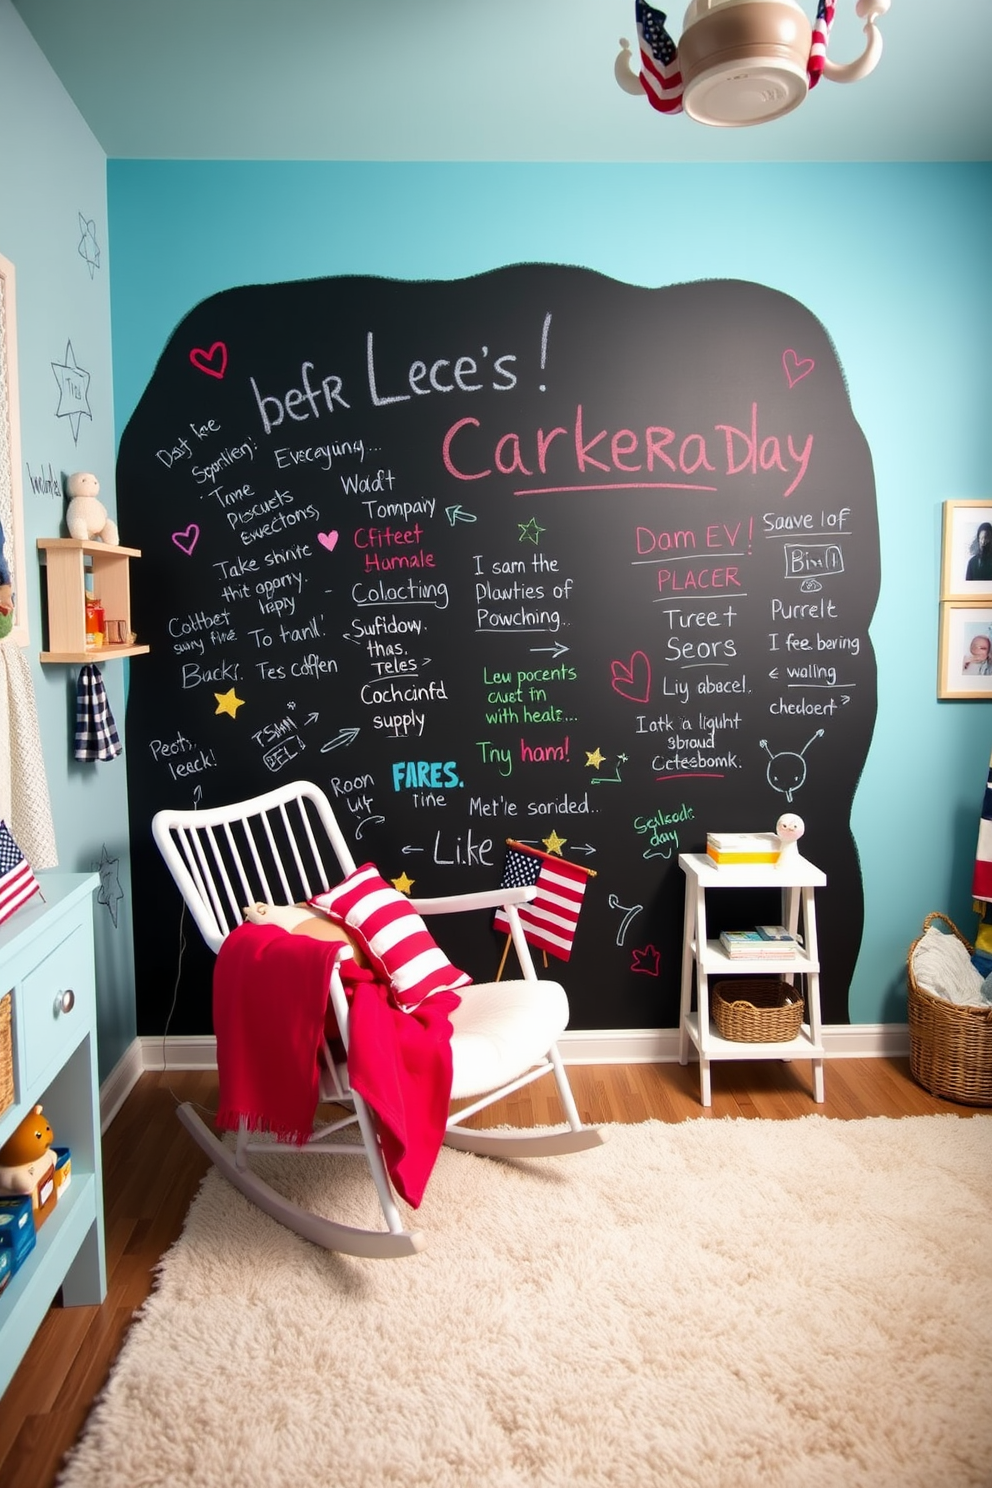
[
  {"x1": 0, "y1": 1104, "x2": 56, "y2": 1205},
  {"x1": 65, "y1": 471, "x2": 119, "y2": 546},
  {"x1": 775, "y1": 812, "x2": 805, "y2": 864}
]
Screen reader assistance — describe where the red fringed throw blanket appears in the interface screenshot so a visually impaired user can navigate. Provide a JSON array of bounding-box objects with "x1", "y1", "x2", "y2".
[{"x1": 213, "y1": 922, "x2": 460, "y2": 1207}]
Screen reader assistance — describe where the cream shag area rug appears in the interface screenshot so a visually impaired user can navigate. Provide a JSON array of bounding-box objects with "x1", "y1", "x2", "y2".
[{"x1": 59, "y1": 1115, "x2": 992, "y2": 1488}]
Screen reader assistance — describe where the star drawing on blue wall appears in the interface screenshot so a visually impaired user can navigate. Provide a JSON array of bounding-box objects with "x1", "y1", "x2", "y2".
[
  {"x1": 97, "y1": 844, "x2": 124, "y2": 928},
  {"x1": 77, "y1": 213, "x2": 100, "y2": 277},
  {"x1": 51, "y1": 340, "x2": 92, "y2": 444}
]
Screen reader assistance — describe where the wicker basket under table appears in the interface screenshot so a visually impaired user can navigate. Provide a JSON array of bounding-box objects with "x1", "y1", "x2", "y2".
[
  {"x1": 907, "y1": 912, "x2": 992, "y2": 1107},
  {"x1": 711, "y1": 977, "x2": 804, "y2": 1043}
]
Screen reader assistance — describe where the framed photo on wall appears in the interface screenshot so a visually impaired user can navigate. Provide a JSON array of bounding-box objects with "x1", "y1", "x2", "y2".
[
  {"x1": 0, "y1": 251, "x2": 28, "y2": 647},
  {"x1": 938, "y1": 602, "x2": 992, "y2": 699},
  {"x1": 941, "y1": 499, "x2": 992, "y2": 601}
]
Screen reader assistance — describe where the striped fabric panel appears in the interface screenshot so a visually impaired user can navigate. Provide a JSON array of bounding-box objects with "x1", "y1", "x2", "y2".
[{"x1": 309, "y1": 864, "x2": 471, "y2": 1008}]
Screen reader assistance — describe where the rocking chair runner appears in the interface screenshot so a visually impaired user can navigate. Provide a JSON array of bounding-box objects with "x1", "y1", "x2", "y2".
[{"x1": 152, "y1": 780, "x2": 605, "y2": 1258}]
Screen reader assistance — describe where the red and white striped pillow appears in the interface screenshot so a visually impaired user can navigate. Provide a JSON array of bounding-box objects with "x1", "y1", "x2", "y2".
[{"x1": 309, "y1": 864, "x2": 470, "y2": 1008}]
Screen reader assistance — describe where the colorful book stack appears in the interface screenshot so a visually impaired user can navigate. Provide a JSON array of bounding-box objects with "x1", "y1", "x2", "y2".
[
  {"x1": 706, "y1": 832, "x2": 780, "y2": 866},
  {"x1": 719, "y1": 925, "x2": 803, "y2": 959}
]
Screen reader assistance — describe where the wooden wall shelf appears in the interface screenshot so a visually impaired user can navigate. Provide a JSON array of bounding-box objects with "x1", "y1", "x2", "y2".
[{"x1": 36, "y1": 538, "x2": 150, "y2": 664}]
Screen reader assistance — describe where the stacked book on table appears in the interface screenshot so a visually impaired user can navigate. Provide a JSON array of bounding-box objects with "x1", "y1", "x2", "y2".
[
  {"x1": 706, "y1": 831, "x2": 780, "y2": 866},
  {"x1": 719, "y1": 925, "x2": 803, "y2": 959}
]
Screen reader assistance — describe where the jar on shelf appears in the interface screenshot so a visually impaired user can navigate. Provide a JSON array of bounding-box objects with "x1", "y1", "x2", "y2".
[{"x1": 84, "y1": 591, "x2": 105, "y2": 647}]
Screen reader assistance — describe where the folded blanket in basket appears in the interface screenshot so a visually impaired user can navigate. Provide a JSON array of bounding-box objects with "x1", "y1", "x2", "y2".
[
  {"x1": 911, "y1": 924, "x2": 992, "y2": 1007},
  {"x1": 213, "y1": 922, "x2": 460, "y2": 1206}
]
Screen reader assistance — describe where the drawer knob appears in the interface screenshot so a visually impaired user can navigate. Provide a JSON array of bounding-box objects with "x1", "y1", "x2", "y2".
[{"x1": 55, "y1": 988, "x2": 76, "y2": 1016}]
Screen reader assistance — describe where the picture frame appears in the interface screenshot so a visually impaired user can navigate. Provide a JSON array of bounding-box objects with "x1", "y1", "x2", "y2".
[
  {"x1": 940, "y1": 499, "x2": 992, "y2": 601},
  {"x1": 937, "y1": 602, "x2": 992, "y2": 699},
  {"x1": 0, "y1": 251, "x2": 28, "y2": 647}
]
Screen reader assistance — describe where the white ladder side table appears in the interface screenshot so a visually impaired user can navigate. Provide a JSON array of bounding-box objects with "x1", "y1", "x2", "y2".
[{"x1": 678, "y1": 851, "x2": 828, "y2": 1107}]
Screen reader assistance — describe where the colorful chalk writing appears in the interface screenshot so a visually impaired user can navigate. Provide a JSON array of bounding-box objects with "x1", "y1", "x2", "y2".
[{"x1": 117, "y1": 269, "x2": 878, "y2": 1040}]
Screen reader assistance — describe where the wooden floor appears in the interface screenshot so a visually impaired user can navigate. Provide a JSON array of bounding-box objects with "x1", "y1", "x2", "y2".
[{"x1": 0, "y1": 1055, "x2": 986, "y2": 1488}]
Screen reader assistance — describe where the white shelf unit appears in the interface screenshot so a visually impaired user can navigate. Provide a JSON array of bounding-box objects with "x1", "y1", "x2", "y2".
[{"x1": 678, "y1": 850, "x2": 827, "y2": 1107}]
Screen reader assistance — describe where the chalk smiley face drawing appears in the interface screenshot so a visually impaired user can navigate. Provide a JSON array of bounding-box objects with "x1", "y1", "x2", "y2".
[{"x1": 760, "y1": 731, "x2": 824, "y2": 802}]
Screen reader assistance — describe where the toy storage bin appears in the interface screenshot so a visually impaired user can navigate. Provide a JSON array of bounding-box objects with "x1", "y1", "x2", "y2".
[{"x1": 908, "y1": 913, "x2": 992, "y2": 1107}]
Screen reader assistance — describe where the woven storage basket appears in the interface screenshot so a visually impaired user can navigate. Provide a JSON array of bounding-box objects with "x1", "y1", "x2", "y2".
[
  {"x1": 907, "y1": 912, "x2": 992, "y2": 1107},
  {"x1": 0, "y1": 991, "x2": 13, "y2": 1118},
  {"x1": 711, "y1": 978, "x2": 804, "y2": 1042}
]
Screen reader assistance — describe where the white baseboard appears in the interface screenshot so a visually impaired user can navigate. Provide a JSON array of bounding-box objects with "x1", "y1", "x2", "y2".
[
  {"x1": 139, "y1": 1034, "x2": 218, "y2": 1071},
  {"x1": 552, "y1": 1024, "x2": 909, "y2": 1063},
  {"x1": 100, "y1": 1024, "x2": 911, "y2": 1124},
  {"x1": 126, "y1": 1023, "x2": 910, "y2": 1083},
  {"x1": 99, "y1": 1037, "x2": 145, "y2": 1132}
]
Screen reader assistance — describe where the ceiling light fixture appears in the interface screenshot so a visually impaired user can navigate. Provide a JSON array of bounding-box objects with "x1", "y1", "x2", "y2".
[{"x1": 615, "y1": 0, "x2": 890, "y2": 128}]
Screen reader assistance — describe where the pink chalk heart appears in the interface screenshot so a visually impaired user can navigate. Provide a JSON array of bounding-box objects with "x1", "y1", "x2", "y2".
[
  {"x1": 611, "y1": 651, "x2": 651, "y2": 704},
  {"x1": 189, "y1": 342, "x2": 228, "y2": 379},
  {"x1": 318, "y1": 531, "x2": 339, "y2": 552},
  {"x1": 782, "y1": 349, "x2": 814, "y2": 388},
  {"x1": 172, "y1": 524, "x2": 200, "y2": 556}
]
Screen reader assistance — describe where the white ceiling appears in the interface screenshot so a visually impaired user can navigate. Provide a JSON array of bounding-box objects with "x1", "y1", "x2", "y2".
[{"x1": 11, "y1": 0, "x2": 992, "y2": 163}]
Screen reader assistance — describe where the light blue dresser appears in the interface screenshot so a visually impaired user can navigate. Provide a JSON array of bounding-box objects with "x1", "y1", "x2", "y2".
[{"x1": 0, "y1": 873, "x2": 106, "y2": 1399}]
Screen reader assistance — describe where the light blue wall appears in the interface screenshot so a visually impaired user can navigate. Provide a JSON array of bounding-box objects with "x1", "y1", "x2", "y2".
[
  {"x1": 0, "y1": 0, "x2": 137, "y2": 1078},
  {"x1": 106, "y1": 159, "x2": 991, "y2": 1026}
]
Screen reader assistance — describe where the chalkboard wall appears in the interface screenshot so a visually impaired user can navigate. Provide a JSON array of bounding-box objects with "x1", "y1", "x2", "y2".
[{"x1": 117, "y1": 267, "x2": 879, "y2": 1036}]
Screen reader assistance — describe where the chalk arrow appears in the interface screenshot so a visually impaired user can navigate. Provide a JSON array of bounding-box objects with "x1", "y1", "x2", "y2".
[
  {"x1": 445, "y1": 504, "x2": 477, "y2": 526},
  {"x1": 769, "y1": 668, "x2": 779, "y2": 679},
  {"x1": 531, "y1": 641, "x2": 569, "y2": 658},
  {"x1": 304, "y1": 712, "x2": 319, "y2": 726},
  {"x1": 354, "y1": 815, "x2": 385, "y2": 840},
  {"x1": 320, "y1": 727, "x2": 360, "y2": 753},
  {"x1": 401, "y1": 844, "x2": 425, "y2": 854}
]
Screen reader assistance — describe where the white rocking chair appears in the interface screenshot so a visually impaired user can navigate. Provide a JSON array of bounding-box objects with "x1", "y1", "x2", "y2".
[{"x1": 152, "y1": 780, "x2": 605, "y2": 1258}]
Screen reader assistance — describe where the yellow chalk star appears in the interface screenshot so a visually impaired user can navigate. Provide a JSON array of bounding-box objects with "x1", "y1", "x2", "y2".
[
  {"x1": 391, "y1": 872, "x2": 415, "y2": 895},
  {"x1": 214, "y1": 688, "x2": 245, "y2": 718},
  {"x1": 585, "y1": 747, "x2": 605, "y2": 768},
  {"x1": 542, "y1": 830, "x2": 566, "y2": 856}
]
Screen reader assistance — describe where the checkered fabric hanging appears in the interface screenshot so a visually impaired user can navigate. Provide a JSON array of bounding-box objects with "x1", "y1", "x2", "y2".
[{"x1": 74, "y1": 663, "x2": 122, "y2": 762}]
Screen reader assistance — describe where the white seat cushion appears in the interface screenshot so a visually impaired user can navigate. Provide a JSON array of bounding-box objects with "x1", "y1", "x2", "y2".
[{"x1": 448, "y1": 979, "x2": 569, "y2": 1100}]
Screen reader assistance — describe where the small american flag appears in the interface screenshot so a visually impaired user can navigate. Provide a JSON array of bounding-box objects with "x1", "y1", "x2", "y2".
[
  {"x1": 807, "y1": 0, "x2": 835, "y2": 87},
  {"x1": 635, "y1": 1, "x2": 683, "y2": 115},
  {"x1": 0, "y1": 820, "x2": 41, "y2": 927},
  {"x1": 973, "y1": 752, "x2": 992, "y2": 901},
  {"x1": 493, "y1": 845, "x2": 590, "y2": 962}
]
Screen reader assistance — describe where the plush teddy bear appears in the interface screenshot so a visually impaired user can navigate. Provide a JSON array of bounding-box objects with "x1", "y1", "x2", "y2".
[
  {"x1": 65, "y1": 471, "x2": 119, "y2": 546},
  {"x1": 0, "y1": 1104, "x2": 56, "y2": 1204}
]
